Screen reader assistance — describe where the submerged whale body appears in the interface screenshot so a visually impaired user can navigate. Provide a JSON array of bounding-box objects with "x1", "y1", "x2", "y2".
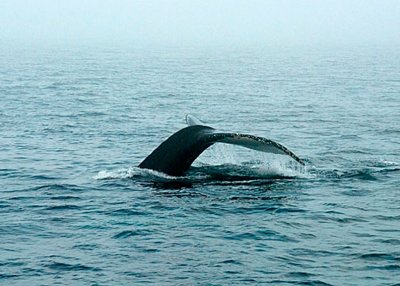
[{"x1": 139, "y1": 117, "x2": 304, "y2": 176}]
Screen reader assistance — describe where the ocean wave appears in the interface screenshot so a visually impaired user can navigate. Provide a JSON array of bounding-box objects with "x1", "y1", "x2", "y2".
[{"x1": 45, "y1": 261, "x2": 100, "y2": 272}]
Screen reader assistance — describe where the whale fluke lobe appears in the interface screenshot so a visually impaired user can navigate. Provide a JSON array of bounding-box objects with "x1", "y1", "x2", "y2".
[
  {"x1": 139, "y1": 123, "x2": 304, "y2": 176},
  {"x1": 185, "y1": 114, "x2": 204, "y2": 126},
  {"x1": 139, "y1": 125, "x2": 216, "y2": 176}
]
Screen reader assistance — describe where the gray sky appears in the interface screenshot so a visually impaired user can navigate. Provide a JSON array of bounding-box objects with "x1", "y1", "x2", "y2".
[{"x1": 1, "y1": 0, "x2": 399, "y2": 47}]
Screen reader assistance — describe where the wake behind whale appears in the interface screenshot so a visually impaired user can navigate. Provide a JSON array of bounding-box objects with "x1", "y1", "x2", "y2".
[{"x1": 138, "y1": 115, "x2": 305, "y2": 177}]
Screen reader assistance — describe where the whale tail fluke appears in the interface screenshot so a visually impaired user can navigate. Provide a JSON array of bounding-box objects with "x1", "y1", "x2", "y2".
[{"x1": 139, "y1": 123, "x2": 304, "y2": 176}]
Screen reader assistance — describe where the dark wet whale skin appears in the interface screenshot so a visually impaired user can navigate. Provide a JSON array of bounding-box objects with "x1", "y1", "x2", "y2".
[{"x1": 139, "y1": 125, "x2": 304, "y2": 176}]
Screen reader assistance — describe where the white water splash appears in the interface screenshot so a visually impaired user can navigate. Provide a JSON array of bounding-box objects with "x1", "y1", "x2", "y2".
[
  {"x1": 93, "y1": 167, "x2": 140, "y2": 180},
  {"x1": 251, "y1": 159, "x2": 311, "y2": 178},
  {"x1": 194, "y1": 143, "x2": 242, "y2": 166},
  {"x1": 195, "y1": 143, "x2": 310, "y2": 179},
  {"x1": 378, "y1": 159, "x2": 398, "y2": 166},
  {"x1": 93, "y1": 166, "x2": 182, "y2": 181}
]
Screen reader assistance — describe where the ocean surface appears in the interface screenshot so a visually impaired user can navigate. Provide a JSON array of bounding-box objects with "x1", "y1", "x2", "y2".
[{"x1": 1, "y1": 44, "x2": 400, "y2": 285}]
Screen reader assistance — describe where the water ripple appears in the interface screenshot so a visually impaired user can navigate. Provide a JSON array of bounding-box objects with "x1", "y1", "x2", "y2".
[
  {"x1": 45, "y1": 261, "x2": 101, "y2": 272},
  {"x1": 1, "y1": 46, "x2": 400, "y2": 285}
]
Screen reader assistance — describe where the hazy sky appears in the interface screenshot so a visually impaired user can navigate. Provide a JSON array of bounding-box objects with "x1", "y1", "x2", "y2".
[{"x1": 1, "y1": 0, "x2": 399, "y2": 47}]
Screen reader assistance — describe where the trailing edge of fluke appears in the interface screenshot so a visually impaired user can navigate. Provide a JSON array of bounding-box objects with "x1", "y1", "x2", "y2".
[{"x1": 138, "y1": 116, "x2": 305, "y2": 176}]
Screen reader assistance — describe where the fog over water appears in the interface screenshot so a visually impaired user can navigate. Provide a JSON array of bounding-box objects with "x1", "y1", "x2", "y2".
[{"x1": 1, "y1": 0, "x2": 400, "y2": 48}]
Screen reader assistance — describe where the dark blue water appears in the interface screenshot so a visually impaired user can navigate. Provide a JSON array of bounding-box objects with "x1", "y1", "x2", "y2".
[{"x1": 1, "y1": 45, "x2": 400, "y2": 285}]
